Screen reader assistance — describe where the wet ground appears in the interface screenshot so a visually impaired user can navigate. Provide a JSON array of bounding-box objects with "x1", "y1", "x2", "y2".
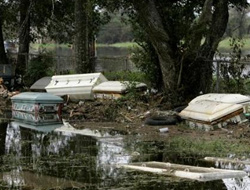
[{"x1": 1, "y1": 96, "x2": 250, "y2": 189}]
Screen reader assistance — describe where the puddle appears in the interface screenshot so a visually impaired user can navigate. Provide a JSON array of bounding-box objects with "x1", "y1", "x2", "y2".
[{"x1": 0, "y1": 121, "x2": 248, "y2": 189}]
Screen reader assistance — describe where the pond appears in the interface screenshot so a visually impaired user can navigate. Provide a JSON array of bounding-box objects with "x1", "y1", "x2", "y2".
[
  {"x1": 53, "y1": 46, "x2": 136, "y2": 73},
  {"x1": 0, "y1": 120, "x2": 248, "y2": 189}
]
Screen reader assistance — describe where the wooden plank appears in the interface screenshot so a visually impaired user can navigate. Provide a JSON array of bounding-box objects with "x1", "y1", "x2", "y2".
[
  {"x1": 205, "y1": 157, "x2": 250, "y2": 165},
  {"x1": 119, "y1": 162, "x2": 247, "y2": 182}
]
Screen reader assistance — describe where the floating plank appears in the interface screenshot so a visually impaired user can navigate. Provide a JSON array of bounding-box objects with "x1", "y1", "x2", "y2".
[
  {"x1": 204, "y1": 157, "x2": 250, "y2": 165},
  {"x1": 119, "y1": 161, "x2": 247, "y2": 182}
]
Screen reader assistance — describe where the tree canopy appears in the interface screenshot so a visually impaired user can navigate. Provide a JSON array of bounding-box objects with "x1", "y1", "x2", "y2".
[
  {"x1": 0, "y1": 0, "x2": 249, "y2": 105},
  {"x1": 99, "y1": 0, "x2": 249, "y2": 105}
]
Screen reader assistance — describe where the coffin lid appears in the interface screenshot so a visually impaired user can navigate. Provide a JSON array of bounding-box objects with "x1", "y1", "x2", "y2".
[
  {"x1": 11, "y1": 92, "x2": 63, "y2": 103},
  {"x1": 93, "y1": 81, "x2": 147, "y2": 93},
  {"x1": 190, "y1": 93, "x2": 250, "y2": 104},
  {"x1": 30, "y1": 76, "x2": 52, "y2": 91},
  {"x1": 45, "y1": 73, "x2": 108, "y2": 89},
  {"x1": 179, "y1": 100, "x2": 243, "y2": 123}
]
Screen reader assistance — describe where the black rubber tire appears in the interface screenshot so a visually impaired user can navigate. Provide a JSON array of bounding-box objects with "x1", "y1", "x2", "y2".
[
  {"x1": 173, "y1": 105, "x2": 187, "y2": 113},
  {"x1": 145, "y1": 116, "x2": 178, "y2": 126}
]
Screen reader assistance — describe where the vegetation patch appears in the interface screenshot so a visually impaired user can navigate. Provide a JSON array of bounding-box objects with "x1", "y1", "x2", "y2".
[{"x1": 163, "y1": 136, "x2": 250, "y2": 163}]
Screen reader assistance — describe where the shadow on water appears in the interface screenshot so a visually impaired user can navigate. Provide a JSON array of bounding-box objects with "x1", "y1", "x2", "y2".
[{"x1": 0, "y1": 120, "x2": 247, "y2": 189}]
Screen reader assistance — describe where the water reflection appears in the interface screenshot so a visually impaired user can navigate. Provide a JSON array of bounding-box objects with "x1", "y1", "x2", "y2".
[
  {"x1": 213, "y1": 159, "x2": 250, "y2": 190},
  {"x1": 1, "y1": 121, "x2": 132, "y2": 189},
  {"x1": 97, "y1": 137, "x2": 131, "y2": 178},
  {"x1": 223, "y1": 177, "x2": 250, "y2": 190},
  {"x1": 0, "y1": 120, "x2": 244, "y2": 189}
]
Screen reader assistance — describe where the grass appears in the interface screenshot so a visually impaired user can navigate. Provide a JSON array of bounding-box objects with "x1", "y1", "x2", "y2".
[
  {"x1": 97, "y1": 42, "x2": 138, "y2": 48},
  {"x1": 30, "y1": 43, "x2": 72, "y2": 51},
  {"x1": 218, "y1": 37, "x2": 250, "y2": 51},
  {"x1": 103, "y1": 71, "x2": 146, "y2": 82},
  {"x1": 164, "y1": 136, "x2": 250, "y2": 158},
  {"x1": 30, "y1": 37, "x2": 250, "y2": 52},
  {"x1": 30, "y1": 42, "x2": 137, "y2": 51}
]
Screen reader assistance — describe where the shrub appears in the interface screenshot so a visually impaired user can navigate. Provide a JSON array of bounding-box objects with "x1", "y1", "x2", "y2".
[{"x1": 24, "y1": 52, "x2": 54, "y2": 87}]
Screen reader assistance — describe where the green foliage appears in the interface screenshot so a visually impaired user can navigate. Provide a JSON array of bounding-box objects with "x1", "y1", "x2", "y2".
[
  {"x1": 164, "y1": 136, "x2": 250, "y2": 159},
  {"x1": 24, "y1": 52, "x2": 54, "y2": 87},
  {"x1": 103, "y1": 71, "x2": 149, "y2": 101},
  {"x1": 97, "y1": 42, "x2": 137, "y2": 48},
  {"x1": 131, "y1": 44, "x2": 162, "y2": 90},
  {"x1": 217, "y1": 37, "x2": 249, "y2": 93},
  {"x1": 97, "y1": 12, "x2": 134, "y2": 44},
  {"x1": 104, "y1": 71, "x2": 147, "y2": 82}
]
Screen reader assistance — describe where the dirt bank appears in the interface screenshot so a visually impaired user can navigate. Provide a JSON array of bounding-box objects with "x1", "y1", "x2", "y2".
[
  {"x1": 2, "y1": 94, "x2": 250, "y2": 145},
  {"x1": 60, "y1": 97, "x2": 250, "y2": 144}
]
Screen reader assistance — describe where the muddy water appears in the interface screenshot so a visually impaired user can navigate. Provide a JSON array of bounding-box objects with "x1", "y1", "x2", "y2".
[{"x1": 0, "y1": 121, "x2": 246, "y2": 189}]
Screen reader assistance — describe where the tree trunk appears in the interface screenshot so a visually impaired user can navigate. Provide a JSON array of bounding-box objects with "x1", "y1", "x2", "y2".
[
  {"x1": 134, "y1": 0, "x2": 229, "y2": 104},
  {"x1": 17, "y1": 0, "x2": 31, "y2": 76},
  {"x1": 74, "y1": 0, "x2": 92, "y2": 73},
  {"x1": 0, "y1": 15, "x2": 8, "y2": 65},
  {"x1": 133, "y1": 0, "x2": 178, "y2": 101},
  {"x1": 0, "y1": 122, "x2": 7, "y2": 165},
  {"x1": 198, "y1": 0, "x2": 229, "y2": 92}
]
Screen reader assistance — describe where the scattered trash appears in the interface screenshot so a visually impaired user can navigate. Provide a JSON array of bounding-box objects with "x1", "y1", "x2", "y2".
[
  {"x1": 0, "y1": 77, "x2": 19, "y2": 98},
  {"x1": 204, "y1": 157, "x2": 250, "y2": 166},
  {"x1": 145, "y1": 116, "x2": 178, "y2": 126},
  {"x1": 159, "y1": 127, "x2": 169, "y2": 133}
]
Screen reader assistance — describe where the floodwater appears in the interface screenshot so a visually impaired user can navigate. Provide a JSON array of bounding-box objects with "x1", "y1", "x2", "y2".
[
  {"x1": 0, "y1": 119, "x2": 249, "y2": 189},
  {"x1": 53, "y1": 46, "x2": 136, "y2": 73}
]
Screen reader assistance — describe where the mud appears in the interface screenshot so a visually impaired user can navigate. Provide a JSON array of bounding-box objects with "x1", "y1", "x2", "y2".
[{"x1": 1, "y1": 94, "x2": 250, "y2": 144}]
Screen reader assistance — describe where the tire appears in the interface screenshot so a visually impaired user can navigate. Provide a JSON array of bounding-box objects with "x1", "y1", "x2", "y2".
[
  {"x1": 173, "y1": 105, "x2": 187, "y2": 113},
  {"x1": 145, "y1": 115, "x2": 178, "y2": 126}
]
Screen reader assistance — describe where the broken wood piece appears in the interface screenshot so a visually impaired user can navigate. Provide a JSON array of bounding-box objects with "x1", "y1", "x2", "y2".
[
  {"x1": 204, "y1": 157, "x2": 250, "y2": 165},
  {"x1": 120, "y1": 113, "x2": 133, "y2": 122},
  {"x1": 119, "y1": 161, "x2": 247, "y2": 182}
]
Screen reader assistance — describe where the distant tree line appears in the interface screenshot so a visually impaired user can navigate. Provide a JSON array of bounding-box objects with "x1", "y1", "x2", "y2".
[{"x1": 97, "y1": 13, "x2": 133, "y2": 44}]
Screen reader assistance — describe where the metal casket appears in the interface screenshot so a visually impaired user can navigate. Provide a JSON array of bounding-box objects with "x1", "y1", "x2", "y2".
[{"x1": 11, "y1": 92, "x2": 63, "y2": 114}]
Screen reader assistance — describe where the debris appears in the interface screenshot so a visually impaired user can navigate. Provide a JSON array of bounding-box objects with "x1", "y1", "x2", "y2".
[
  {"x1": 159, "y1": 127, "x2": 169, "y2": 133},
  {"x1": 120, "y1": 161, "x2": 247, "y2": 182},
  {"x1": 204, "y1": 156, "x2": 250, "y2": 165},
  {"x1": 179, "y1": 93, "x2": 250, "y2": 130},
  {"x1": 120, "y1": 113, "x2": 133, "y2": 122},
  {"x1": 145, "y1": 116, "x2": 178, "y2": 126}
]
